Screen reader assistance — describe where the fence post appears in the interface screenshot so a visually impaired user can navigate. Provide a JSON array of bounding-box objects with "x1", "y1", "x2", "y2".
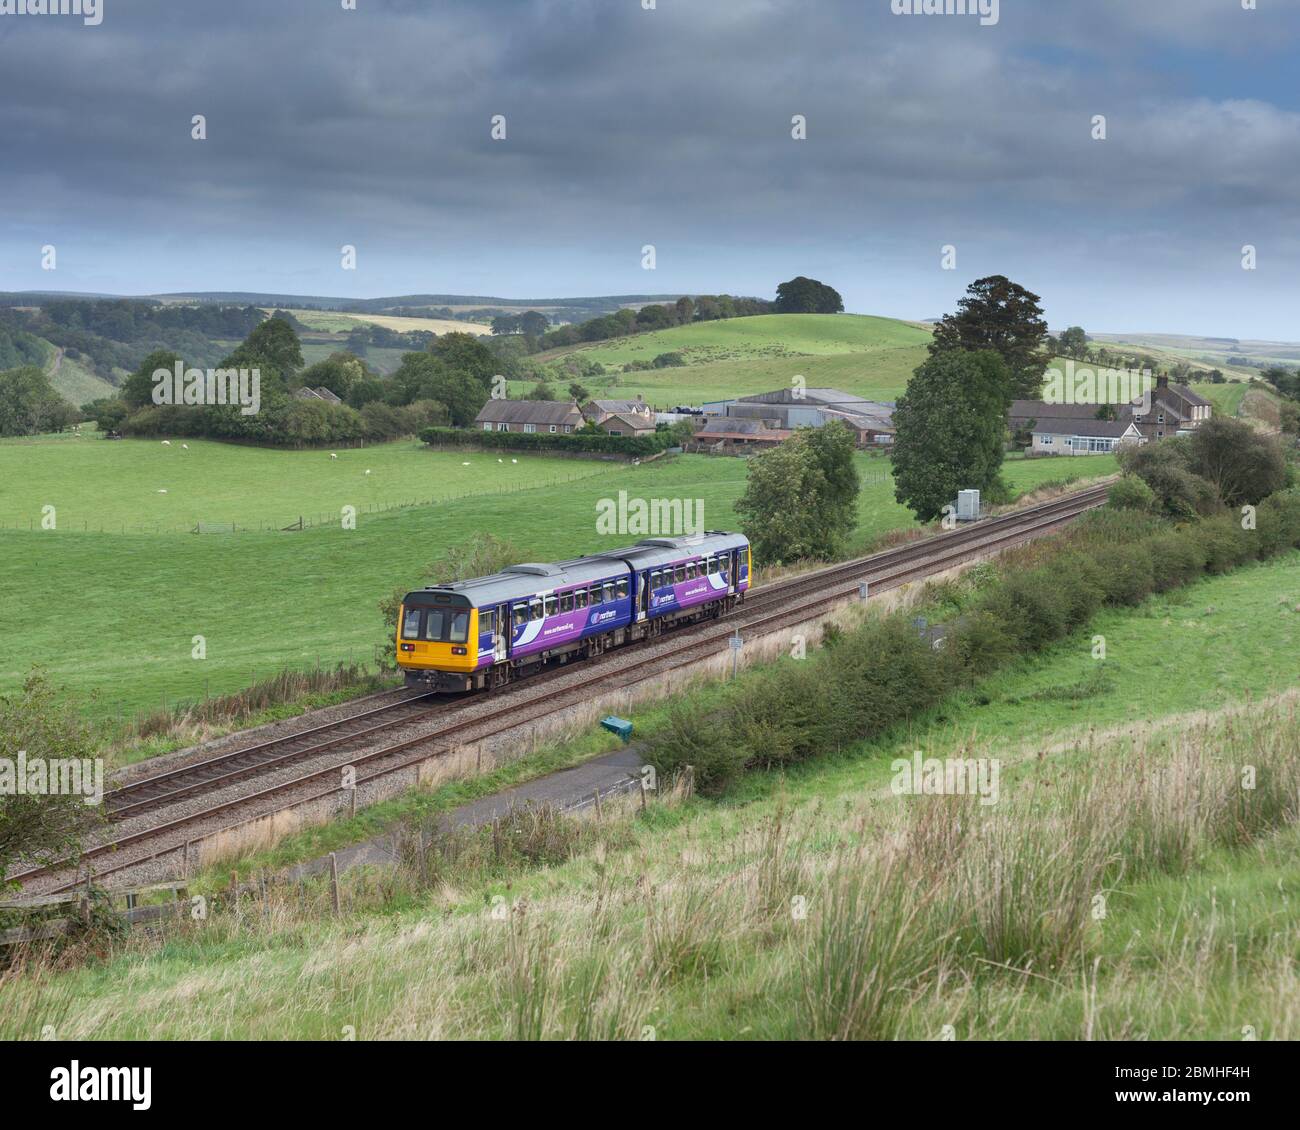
[{"x1": 329, "y1": 853, "x2": 341, "y2": 917}]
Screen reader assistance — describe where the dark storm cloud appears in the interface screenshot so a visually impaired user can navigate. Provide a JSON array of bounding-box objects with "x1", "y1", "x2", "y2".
[{"x1": 1, "y1": 0, "x2": 1298, "y2": 334}]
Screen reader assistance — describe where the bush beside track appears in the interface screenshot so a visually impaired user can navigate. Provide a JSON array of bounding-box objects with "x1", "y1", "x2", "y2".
[{"x1": 647, "y1": 491, "x2": 1300, "y2": 792}]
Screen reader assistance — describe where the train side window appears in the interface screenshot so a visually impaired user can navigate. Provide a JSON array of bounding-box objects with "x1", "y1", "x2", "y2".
[
  {"x1": 402, "y1": 609, "x2": 421, "y2": 639},
  {"x1": 530, "y1": 599, "x2": 544, "y2": 621},
  {"x1": 424, "y1": 610, "x2": 445, "y2": 641},
  {"x1": 588, "y1": 585, "x2": 602, "y2": 606},
  {"x1": 707, "y1": 557, "x2": 718, "y2": 575},
  {"x1": 685, "y1": 562, "x2": 697, "y2": 580},
  {"x1": 720, "y1": 555, "x2": 731, "y2": 576},
  {"x1": 481, "y1": 609, "x2": 495, "y2": 635},
  {"x1": 576, "y1": 588, "x2": 589, "y2": 609},
  {"x1": 616, "y1": 577, "x2": 629, "y2": 600},
  {"x1": 560, "y1": 592, "x2": 574, "y2": 614},
  {"x1": 675, "y1": 565, "x2": 686, "y2": 584},
  {"x1": 603, "y1": 582, "x2": 615, "y2": 603},
  {"x1": 651, "y1": 570, "x2": 661, "y2": 589},
  {"x1": 544, "y1": 595, "x2": 558, "y2": 617},
  {"x1": 513, "y1": 604, "x2": 529, "y2": 627}
]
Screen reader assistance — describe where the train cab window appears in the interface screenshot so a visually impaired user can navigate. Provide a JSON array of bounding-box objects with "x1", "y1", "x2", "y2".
[
  {"x1": 675, "y1": 565, "x2": 686, "y2": 584},
  {"x1": 560, "y1": 592, "x2": 574, "y2": 614},
  {"x1": 402, "y1": 609, "x2": 422, "y2": 639},
  {"x1": 423, "y1": 610, "x2": 445, "y2": 641},
  {"x1": 603, "y1": 582, "x2": 616, "y2": 603},
  {"x1": 513, "y1": 604, "x2": 529, "y2": 628},
  {"x1": 530, "y1": 599, "x2": 544, "y2": 621},
  {"x1": 481, "y1": 609, "x2": 495, "y2": 635},
  {"x1": 448, "y1": 611, "x2": 470, "y2": 644},
  {"x1": 616, "y1": 577, "x2": 629, "y2": 600},
  {"x1": 576, "y1": 588, "x2": 589, "y2": 609},
  {"x1": 544, "y1": 595, "x2": 558, "y2": 617}
]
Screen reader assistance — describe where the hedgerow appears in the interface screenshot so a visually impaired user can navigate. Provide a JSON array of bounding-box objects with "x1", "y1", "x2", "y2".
[
  {"x1": 418, "y1": 425, "x2": 684, "y2": 458},
  {"x1": 645, "y1": 490, "x2": 1300, "y2": 793}
]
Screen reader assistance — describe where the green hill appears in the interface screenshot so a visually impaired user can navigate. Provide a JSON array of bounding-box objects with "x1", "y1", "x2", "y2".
[{"x1": 539, "y1": 314, "x2": 933, "y2": 405}]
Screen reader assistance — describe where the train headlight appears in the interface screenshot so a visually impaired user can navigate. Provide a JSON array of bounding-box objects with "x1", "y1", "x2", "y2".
[
  {"x1": 400, "y1": 643, "x2": 415, "y2": 652},
  {"x1": 451, "y1": 646, "x2": 468, "y2": 655}
]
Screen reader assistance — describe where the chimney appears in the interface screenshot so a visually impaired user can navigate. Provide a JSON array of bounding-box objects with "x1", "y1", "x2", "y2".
[{"x1": 1156, "y1": 374, "x2": 1169, "y2": 389}]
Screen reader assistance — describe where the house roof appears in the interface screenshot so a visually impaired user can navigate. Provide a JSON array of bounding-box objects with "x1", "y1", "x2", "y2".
[
  {"x1": 585, "y1": 398, "x2": 652, "y2": 416},
  {"x1": 295, "y1": 386, "x2": 343, "y2": 403},
  {"x1": 1011, "y1": 400, "x2": 1106, "y2": 421},
  {"x1": 474, "y1": 399, "x2": 582, "y2": 426},
  {"x1": 698, "y1": 418, "x2": 791, "y2": 442},
  {"x1": 1031, "y1": 417, "x2": 1136, "y2": 438},
  {"x1": 601, "y1": 411, "x2": 655, "y2": 431}
]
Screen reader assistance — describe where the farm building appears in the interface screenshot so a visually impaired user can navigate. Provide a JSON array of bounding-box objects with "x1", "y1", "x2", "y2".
[
  {"x1": 593, "y1": 411, "x2": 656, "y2": 437},
  {"x1": 701, "y1": 387, "x2": 895, "y2": 446},
  {"x1": 689, "y1": 417, "x2": 792, "y2": 454},
  {"x1": 294, "y1": 386, "x2": 343, "y2": 404},
  {"x1": 473, "y1": 400, "x2": 585, "y2": 434},
  {"x1": 582, "y1": 396, "x2": 655, "y2": 426}
]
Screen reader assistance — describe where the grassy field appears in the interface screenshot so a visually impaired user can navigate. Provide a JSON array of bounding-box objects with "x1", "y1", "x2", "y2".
[
  {"x1": 4, "y1": 553, "x2": 1295, "y2": 1040},
  {"x1": 0, "y1": 436, "x2": 610, "y2": 533},
  {"x1": 539, "y1": 314, "x2": 932, "y2": 405},
  {"x1": 0, "y1": 440, "x2": 1114, "y2": 720},
  {"x1": 282, "y1": 309, "x2": 492, "y2": 337}
]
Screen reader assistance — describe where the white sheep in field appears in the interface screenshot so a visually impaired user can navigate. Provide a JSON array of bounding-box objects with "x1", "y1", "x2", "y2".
[
  {"x1": 511, "y1": 458, "x2": 518, "y2": 464},
  {"x1": 157, "y1": 489, "x2": 168, "y2": 494},
  {"x1": 365, "y1": 469, "x2": 371, "y2": 475},
  {"x1": 181, "y1": 443, "x2": 189, "y2": 450},
  {"x1": 161, "y1": 440, "x2": 171, "y2": 446},
  {"x1": 330, "y1": 453, "x2": 338, "y2": 459},
  {"x1": 462, "y1": 461, "x2": 470, "y2": 466}
]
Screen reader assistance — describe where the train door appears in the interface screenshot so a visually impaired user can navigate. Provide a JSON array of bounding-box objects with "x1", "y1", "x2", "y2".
[
  {"x1": 494, "y1": 604, "x2": 509, "y2": 662},
  {"x1": 638, "y1": 570, "x2": 649, "y2": 621}
]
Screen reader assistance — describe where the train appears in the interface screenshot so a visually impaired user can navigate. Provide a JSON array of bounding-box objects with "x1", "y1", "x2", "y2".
[{"x1": 396, "y1": 531, "x2": 752, "y2": 692}]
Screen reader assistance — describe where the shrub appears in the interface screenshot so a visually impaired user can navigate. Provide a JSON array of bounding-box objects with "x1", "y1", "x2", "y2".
[
  {"x1": 1108, "y1": 474, "x2": 1156, "y2": 512},
  {"x1": 1092, "y1": 541, "x2": 1157, "y2": 606}
]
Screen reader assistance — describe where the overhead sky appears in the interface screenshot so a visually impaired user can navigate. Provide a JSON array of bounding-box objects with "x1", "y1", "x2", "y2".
[{"x1": 1, "y1": 0, "x2": 1297, "y2": 337}]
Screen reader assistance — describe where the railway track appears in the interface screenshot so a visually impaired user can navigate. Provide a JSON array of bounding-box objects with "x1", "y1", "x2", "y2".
[{"x1": 9, "y1": 482, "x2": 1109, "y2": 892}]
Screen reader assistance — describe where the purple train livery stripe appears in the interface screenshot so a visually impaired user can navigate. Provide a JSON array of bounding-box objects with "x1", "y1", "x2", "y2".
[{"x1": 509, "y1": 599, "x2": 633, "y2": 660}]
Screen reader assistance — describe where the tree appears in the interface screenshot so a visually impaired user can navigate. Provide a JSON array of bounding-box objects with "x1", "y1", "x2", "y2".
[
  {"x1": 120, "y1": 348, "x2": 182, "y2": 409},
  {"x1": 1187, "y1": 416, "x2": 1288, "y2": 507},
  {"x1": 429, "y1": 331, "x2": 497, "y2": 387},
  {"x1": 388, "y1": 353, "x2": 487, "y2": 425},
  {"x1": 299, "y1": 352, "x2": 369, "y2": 400},
  {"x1": 1058, "y1": 326, "x2": 1088, "y2": 360},
  {"x1": 774, "y1": 276, "x2": 844, "y2": 315},
  {"x1": 892, "y1": 350, "x2": 1011, "y2": 522},
  {"x1": 233, "y1": 316, "x2": 304, "y2": 381},
  {"x1": 929, "y1": 276, "x2": 1050, "y2": 400},
  {"x1": 525, "y1": 380, "x2": 555, "y2": 401},
  {"x1": 734, "y1": 423, "x2": 859, "y2": 565},
  {"x1": 519, "y1": 310, "x2": 549, "y2": 338},
  {"x1": 568, "y1": 382, "x2": 591, "y2": 403},
  {"x1": 0, "y1": 366, "x2": 78, "y2": 436},
  {"x1": 0, "y1": 673, "x2": 105, "y2": 882}
]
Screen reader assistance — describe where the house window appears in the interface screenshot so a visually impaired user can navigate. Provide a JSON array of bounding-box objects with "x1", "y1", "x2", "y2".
[
  {"x1": 549, "y1": 425, "x2": 557, "y2": 433},
  {"x1": 609, "y1": 429, "x2": 622, "y2": 437},
  {"x1": 1157, "y1": 413, "x2": 1165, "y2": 424},
  {"x1": 1040, "y1": 435, "x2": 1054, "y2": 446},
  {"x1": 564, "y1": 425, "x2": 573, "y2": 433},
  {"x1": 524, "y1": 424, "x2": 536, "y2": 434},
  {"x1": 497, "y1": 422, "x2": 508, "y2": 432},
  {"x1": 482, "y1": 422, "x2": 493, "y2": 431}
]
